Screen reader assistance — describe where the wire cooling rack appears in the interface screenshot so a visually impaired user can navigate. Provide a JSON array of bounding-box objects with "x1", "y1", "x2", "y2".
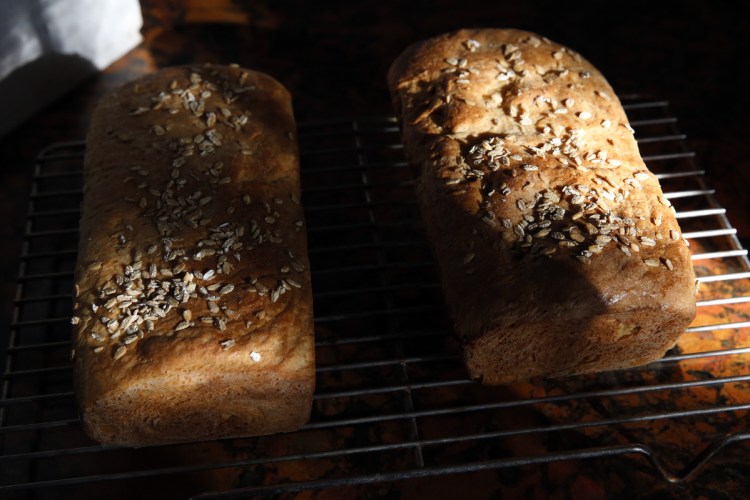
[{"x1": 2, "y1": 96, "x2": 750, "y2": 498}]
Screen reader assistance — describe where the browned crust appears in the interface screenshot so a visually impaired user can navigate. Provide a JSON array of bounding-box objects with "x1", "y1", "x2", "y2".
[
  {"x1": 72, "y1": 64, "x2": 314, "y2": 446},
  {"x1": 388, "y1": 29, "x2": 696, "y2": 384}
]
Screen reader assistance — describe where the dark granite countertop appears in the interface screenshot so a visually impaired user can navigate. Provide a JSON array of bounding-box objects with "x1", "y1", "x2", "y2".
[{"x1": 1, "y1": 1, "x2": 749, "y2": 497}]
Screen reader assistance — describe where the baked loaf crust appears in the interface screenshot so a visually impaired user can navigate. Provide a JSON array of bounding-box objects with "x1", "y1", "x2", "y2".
[
  {"x1": 72, "y1": 64, "x2": 315, "y2": 446},
  {"x1": 388, "y1": 29, "x2": 696, "y2": 384}
]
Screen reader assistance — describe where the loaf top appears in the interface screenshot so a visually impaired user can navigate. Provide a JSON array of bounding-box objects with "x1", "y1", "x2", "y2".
[
  {"x1": 388, "y1": 28, "x2": 634, "y2": 164},
  {"x1": 72, "y1": 65, "x2": 313, "y2": 402},
  {"x1": 388, "y1": 29, "x2": 695, "y2": 338}
]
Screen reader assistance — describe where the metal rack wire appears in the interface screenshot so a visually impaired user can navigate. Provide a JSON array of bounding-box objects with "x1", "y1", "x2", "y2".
[{"x1": 2, "y1": 96, "x2": 750, "y2": 498}]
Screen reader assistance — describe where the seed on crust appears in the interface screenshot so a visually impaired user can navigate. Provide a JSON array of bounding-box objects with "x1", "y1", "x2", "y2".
[{"x1": 113, "y1": 345, "x2": 126, "y2": 360}]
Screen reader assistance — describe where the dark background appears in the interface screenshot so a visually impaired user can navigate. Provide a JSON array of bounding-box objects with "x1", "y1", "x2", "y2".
[{"x1": 1, "y1": 0, "x2": 748, "y2": 381}]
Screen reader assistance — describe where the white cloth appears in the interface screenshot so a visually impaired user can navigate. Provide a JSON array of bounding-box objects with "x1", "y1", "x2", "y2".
[{"x1": 0, "y1": 0, "x2": 143, "y2": 136}]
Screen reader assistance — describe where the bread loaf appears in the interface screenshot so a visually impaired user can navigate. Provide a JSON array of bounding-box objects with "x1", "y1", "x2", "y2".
[
  {"x1": 387, "y1": 29, "x2": 696, "y2": 384},
  {"x1": 72, "y1": 64, "x2": 315, "y2": 446}
]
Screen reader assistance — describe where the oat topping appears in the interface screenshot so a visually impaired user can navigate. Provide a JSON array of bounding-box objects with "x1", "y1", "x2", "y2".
[
  {"x1": 464, "y1": 39, "x2": 481, "y2": 52},
  {"x1": 430, "y1": 37, "x2": 685, "y2": 270},
  {"x1": 76, "y1": 66, "x2": 306, "y2": 360},
  {"x1": 457, "y1": 131, "x2": 681, "y2": 267}
]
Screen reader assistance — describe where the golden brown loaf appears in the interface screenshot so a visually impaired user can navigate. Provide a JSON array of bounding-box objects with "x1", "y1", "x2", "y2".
[
  {"x1": 387, "y1": 29, "x2": 696, "y2": 384},
  {"x1": 72, "y1": 64, "x2": 315, "y2": 446}
]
